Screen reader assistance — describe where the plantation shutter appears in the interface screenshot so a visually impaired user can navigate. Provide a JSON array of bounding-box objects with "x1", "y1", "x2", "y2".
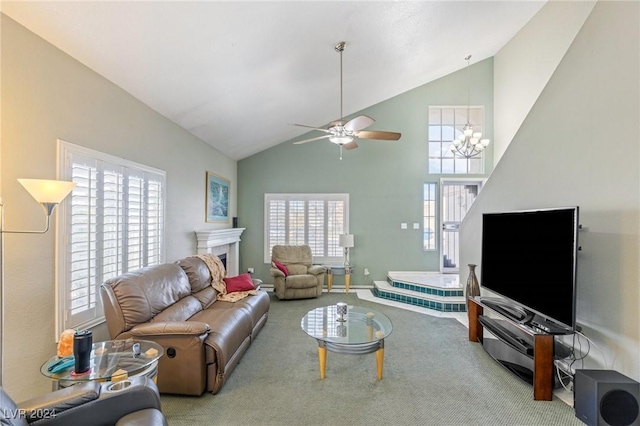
[
  {"x1": 264, "y1": 194, "x2": 348, "y2": 263},
  {"x1": 58, "y1": 141, "x2": 166, "y2": 334}
]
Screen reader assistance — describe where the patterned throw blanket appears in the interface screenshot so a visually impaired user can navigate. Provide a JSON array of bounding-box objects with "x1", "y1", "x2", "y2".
[{"x1": 195, "y1": 254, "x2": 257, "y2": 302}]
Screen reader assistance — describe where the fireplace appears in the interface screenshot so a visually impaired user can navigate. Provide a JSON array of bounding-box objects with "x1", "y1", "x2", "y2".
[{"x1": 194, "y1": 228, "x2": 245, "y2": 276}]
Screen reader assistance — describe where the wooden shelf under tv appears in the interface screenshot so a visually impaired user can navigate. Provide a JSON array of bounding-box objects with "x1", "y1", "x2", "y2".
[{"x1": 468, "y1": 296, "x2": 555, "y2": 401}]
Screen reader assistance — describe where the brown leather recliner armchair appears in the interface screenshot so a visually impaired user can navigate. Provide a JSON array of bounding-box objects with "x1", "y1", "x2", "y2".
[
  {"x1": 270, "y1": 245, "x2": 325, "y2": 300},
  {"x1": 0, "y1": 376, "x2": 166, "y2": 426}
]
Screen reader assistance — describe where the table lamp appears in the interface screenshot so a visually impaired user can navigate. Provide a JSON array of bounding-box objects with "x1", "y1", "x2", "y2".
[{"x1": 338, "y1": 234, "x2": 354, "y2": 268}]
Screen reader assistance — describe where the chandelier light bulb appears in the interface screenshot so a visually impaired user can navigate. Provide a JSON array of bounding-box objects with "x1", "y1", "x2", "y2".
[
  {"x1": 473, "y1": 132, "x2": 482, "y2": 138},
  {"x1": 453, "y1": 139, "x2": 461, "y2": 147},
  {"x1": 464, "y1": 127, "x2": 473, "y2": 137},
  {"x1": 481, "y1": 139, "x2": 490, "y2": 147},
  {"x1": 470, "y1": 138, "x2": 479, "y2": 145}
]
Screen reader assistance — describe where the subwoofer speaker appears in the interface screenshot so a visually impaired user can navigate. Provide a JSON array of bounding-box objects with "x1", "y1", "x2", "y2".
[{"x1": 574, "y1": 369, "x2": 640, "y2": 426}]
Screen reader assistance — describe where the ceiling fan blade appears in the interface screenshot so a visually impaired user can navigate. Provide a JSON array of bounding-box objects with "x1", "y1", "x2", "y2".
[
  {"x1": 356, "y1": 130, "x2": 401, "y2": 141},
  {"x1": 289, "y1": 123, "x2": 331, "y2": 133},
  {"x1": 343, "y1": 140, "x2": 359, "y2": 150},
  {"x1": 344, "y1": 115, "x2": 375, "y2": 132},
  {"x1": 293, "y1": 135, "x2": 332, "y2": 145}
]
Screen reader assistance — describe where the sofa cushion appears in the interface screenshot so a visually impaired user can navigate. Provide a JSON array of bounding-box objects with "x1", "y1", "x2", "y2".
[
  {"x1": 213, "y1": 291, "x2": 270, "y2": 333},
  {"x1": 176, "y1": 257, "x2": 212, "y2": 293},
  {"x1": 287, "y1": 264, "x2": 308, "y2": 275},
  {"x1": 103, "y1": 264, "x2": 191, "y2": 330},
  {"x1": 285, "y1": 274, "x2": 319, "y2": 289},
  {"x1": 190, "y1": 307, "x2": 253, "y2": 366},
  {"x1": 151, "y1": 295, "x2": 203, "y2": 323},
  {"x1": 271, "y1": 245, "x2": 312, "y2": 266}
]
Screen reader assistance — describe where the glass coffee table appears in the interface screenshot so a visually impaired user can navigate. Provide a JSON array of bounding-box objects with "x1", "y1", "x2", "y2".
[
  {"x1": 41, "y1": 339, "x2": 163, "y2": 388},
  {"x1": 301, "y1": 305, "x2": 393, "y2": 380}
]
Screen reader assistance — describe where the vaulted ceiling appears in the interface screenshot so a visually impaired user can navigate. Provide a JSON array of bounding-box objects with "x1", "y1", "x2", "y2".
[{"x1": 2, "y1": 1, "x2": 546, "y2": 160}]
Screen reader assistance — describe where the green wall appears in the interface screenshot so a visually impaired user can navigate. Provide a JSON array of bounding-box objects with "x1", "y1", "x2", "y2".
[{"x1": 238, "y1": 58, "x2": 494, "y2": 284}]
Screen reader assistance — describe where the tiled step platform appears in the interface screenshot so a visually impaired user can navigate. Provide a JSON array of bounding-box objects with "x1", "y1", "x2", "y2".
[{"x1": 373, "y1": 271, "x2": 467, "y2": 313}]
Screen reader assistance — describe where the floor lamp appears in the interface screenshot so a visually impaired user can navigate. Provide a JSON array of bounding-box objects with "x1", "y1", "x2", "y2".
[{"x1": 0, "y1": 179, "x2": 76, "y2": 386}]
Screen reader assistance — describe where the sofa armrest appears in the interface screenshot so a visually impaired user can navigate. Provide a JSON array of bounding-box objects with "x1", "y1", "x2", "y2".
[
  {"x1": 130, "y1": 321, "x2": 210, "y2": 337},
  {"x1": 308, "y1": 265, "x2": 326, "y2": 276},
  {"x1": 251, "y1": 278, "x2": 262, "y2": 290},
  {"x1": 18, "y1": 377, "x2": 163, "y2": 426},
  {"x1": 269, "y1": 267, "x2": 285, "y2": 278}
]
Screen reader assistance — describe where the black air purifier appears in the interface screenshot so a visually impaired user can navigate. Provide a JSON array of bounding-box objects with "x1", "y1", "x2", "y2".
[{"x1": 574, "y1": 369, "x2": 640, "y2": 426}]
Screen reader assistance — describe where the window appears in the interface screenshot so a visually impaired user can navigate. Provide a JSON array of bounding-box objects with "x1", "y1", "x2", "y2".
[
  {"x1": 264, "y1": 194, "x2": 348, "y2": 264},
  {"x1": 57, "y1": 140, "x2": 166, "y2": 334},
  {"x1": 428, "y1": 106, "x2": 485, "y2": 174},
  {"x1": 423, "y1": 183, "x2": 437, "y2": 250}
]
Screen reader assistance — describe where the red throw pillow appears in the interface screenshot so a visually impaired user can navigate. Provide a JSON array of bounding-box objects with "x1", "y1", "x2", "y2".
[
  {"x1": 223, "y1": 273, "x2": 255, "y2": 293},
  {"x1": 272, "y1": 260, "x2": 289, "y2": 277}
]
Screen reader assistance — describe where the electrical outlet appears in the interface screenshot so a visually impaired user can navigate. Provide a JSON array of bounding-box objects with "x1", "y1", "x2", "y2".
[
  {"x1": 248, "y1": 267, "x2": 255, "y2": 274},
  {"x1": 413, "y1": 223, "x2": 420, "y2": 229},
  {"x1": 364, "y1": 268, "x2": 370, "y2": 276}
]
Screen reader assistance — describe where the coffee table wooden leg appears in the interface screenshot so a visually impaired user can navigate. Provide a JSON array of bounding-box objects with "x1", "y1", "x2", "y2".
[
  {"x1": 375, "y1": 348, "x2": 384, "y2": 380},
  {"x1": 318, "y1": 346, "x2": 327, "y2": 379},
  {"x1": 327, "y1": 272, "x2": 333, "y2": 292},
  {"x1": 345, "y1": 272, "x2": 351, "y2": 294}
]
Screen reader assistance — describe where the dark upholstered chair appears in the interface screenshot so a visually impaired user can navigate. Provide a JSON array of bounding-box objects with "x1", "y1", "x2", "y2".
[
  {"x1": 0, "y1": 376, "x2": 166, "y2": 426},
  {"x1": 270, "y1": 245, "x2": 325, "y2": 300}
]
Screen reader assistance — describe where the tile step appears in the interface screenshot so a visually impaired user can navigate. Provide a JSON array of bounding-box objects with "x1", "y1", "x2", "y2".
[
  {"x1": 374, "y1": 280, "x2": 467, "y2": 313},
  {"x1": 387, "y1": 272, "x2": 464, "y2": 298}
]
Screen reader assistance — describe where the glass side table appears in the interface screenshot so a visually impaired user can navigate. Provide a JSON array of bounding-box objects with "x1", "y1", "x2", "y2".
[
  {"x1": 41, "y1": 339, "x2": 163, "y2": 389},
  {"x1": 325, "y1": 265, "x2": 353, "y2": 293}
]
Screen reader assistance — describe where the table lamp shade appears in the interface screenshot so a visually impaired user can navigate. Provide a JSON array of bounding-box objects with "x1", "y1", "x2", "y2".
[{"x1": 339, "y1": 234, "x2": 354, "y2": 248}]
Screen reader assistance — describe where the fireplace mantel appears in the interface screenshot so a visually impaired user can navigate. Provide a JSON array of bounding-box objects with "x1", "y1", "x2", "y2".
[{"x1": 195, "y1": 228, "x2": 245, "y2": 276}]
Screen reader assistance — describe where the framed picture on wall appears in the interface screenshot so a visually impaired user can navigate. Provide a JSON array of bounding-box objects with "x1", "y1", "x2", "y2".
[{"x1": 206, "y1": 171, "x2": 230, "y2": 223}]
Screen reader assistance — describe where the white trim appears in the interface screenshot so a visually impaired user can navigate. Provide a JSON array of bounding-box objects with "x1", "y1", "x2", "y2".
[{"x1": 195, "y1": 228, "x2": 245, "y2": 276}]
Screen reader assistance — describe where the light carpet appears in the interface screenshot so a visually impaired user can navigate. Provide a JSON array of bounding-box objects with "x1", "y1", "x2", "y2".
[{"x1": 161, "y1": 293, "x2": 582, "y2": 426}]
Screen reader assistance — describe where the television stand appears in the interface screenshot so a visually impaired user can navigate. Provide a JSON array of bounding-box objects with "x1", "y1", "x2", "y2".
[
  {"x1": 468, "y1": 296, "x2": 555, "y2": 401},
  {"x1": 478, "y1": 297, "x2": 533, "y2": 324}
]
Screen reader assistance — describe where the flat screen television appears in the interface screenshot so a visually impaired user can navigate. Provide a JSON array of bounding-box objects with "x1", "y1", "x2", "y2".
[{"x1": 480, "y1": 207, "x2": 579, "y2": 333}]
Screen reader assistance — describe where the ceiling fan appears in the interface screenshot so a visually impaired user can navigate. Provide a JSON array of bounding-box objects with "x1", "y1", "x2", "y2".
[{"x1": 291, "y1": 42, "x2": 401, "y2": 159}]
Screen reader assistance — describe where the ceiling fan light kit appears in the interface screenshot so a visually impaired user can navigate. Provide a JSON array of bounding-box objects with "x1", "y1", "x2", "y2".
[
  {"x1": 291, "y1": 41, "x2": 401, "y2": 160},
  {"x1": 448, "y1": 55, "x2": 490, "y2": 159}
]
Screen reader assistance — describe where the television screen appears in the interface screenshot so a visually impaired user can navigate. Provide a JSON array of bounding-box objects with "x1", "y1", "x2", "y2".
[{"x1": 481, "y1": 207, "x2": 579, "y2": 331}]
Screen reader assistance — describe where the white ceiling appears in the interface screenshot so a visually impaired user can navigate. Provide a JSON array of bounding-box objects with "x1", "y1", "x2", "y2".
[{"x1": 2, "y1": 1, "x2": 546, "y2": 160}]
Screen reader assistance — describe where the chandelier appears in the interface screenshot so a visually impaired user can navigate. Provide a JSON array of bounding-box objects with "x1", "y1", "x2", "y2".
[{"x1": 449, "y1": 55, "x2": 490, "y2": 158}]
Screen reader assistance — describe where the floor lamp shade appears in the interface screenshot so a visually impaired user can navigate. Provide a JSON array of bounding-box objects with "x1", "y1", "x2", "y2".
[{"x1": 17, "y1": 179, "x2": 76, "y2": 204}]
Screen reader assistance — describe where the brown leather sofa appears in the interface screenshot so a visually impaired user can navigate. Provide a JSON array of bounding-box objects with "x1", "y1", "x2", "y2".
[{"x1": 100, "y1": 256, "x2": 270, "y2": 396}]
